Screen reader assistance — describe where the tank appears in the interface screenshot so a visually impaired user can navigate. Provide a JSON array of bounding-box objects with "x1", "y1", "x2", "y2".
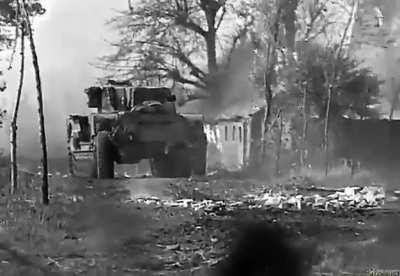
[{"x1": 66, "y1": 80, "x2": 207, "y2": 178}]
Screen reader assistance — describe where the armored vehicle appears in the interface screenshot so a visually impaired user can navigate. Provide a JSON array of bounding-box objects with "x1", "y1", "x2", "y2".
[{"x1": 67, "y1": 80, "x2": 207, "y2": 178}]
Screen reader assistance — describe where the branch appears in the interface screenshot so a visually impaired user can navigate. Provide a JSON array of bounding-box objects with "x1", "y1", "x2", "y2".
[
  {"x1": 336, "y1": 0, "x2": 358, "y2": 63},
  {"x1": 175, "y1": 1, "x2": 207, "y2": 36},
  {"x1": 215, "y1": 6, "x2": 226, "y2": 31},
  {"x1": 136, "y1": 40, "x2": 207, "y2": 81},
  {"x1": 167, "y1": 68, "x2": 207, "y2": 88},
  {"x1": 172, "y1": 39, "x2": 207, "y2": 79},
  {"x1": 178, "y1": 19, "x2": 207, "y2": 36},
  {"x1": 303, "y1": 1, "x2": 328, "y2": 41}
]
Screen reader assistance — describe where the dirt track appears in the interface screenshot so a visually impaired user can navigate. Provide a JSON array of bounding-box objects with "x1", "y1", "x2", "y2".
[{"x1": 0, "y1": 174, "x2": 400, "y2": 275}]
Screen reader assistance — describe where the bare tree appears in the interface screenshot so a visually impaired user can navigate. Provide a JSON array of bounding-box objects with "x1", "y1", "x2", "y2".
[
  {"x1": 300, "y1": 81, "x2": 308, "y2": 168},
  {"x1": 256, "y1": 0, "x2": 284, "y2": 161},
  {"x1": 275, "y1": 109, "x2": 283, "y2": 176},
  {"x1": 10, "y1": 3, "x2": 25, "y2": 194},
  {"x1": 323, "y1": 79, "x2": 332, "y2": 176},
  {"x1": 323, "y1": 0, "x2": 359, "y2": 176},
  {"x1": 22, "y1": 0, "x2": 49, "y2": 204},
  {"x1": 297, "y1": 0, "x2": 335, "y2": 169}
]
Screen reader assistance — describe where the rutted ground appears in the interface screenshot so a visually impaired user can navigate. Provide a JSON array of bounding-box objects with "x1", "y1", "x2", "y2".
[{"x1": 0, "y1": 173, "x2": 399, "y2": 275}]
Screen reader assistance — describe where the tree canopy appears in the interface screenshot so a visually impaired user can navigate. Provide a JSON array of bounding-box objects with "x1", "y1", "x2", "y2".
[
  {"x1": 101, "y1": 0, "x2": 255, "y2": 97},
  {"x1": 296, "y1": 42, "x2": 381, "y2": 119},
  {"x1": 102, "y1": 0, "x2": 384, "y2": 123}
]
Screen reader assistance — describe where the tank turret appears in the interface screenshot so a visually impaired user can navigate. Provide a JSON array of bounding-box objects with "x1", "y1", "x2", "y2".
[{"x1": 84, "y1": 80, "x2": 177, "y2": 113}]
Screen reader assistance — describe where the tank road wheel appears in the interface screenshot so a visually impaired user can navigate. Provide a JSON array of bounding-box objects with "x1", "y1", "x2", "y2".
[{"x1": 95, "y1": 131, "x2": 115, "y2": 179}]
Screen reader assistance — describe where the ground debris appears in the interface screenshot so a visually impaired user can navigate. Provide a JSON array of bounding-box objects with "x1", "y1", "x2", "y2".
[
  {"x1": 0, "y1": 174, "x2": 396, "y2": 275},
  {"x1": 132, "y1": 185, "x2": 386, "y2": 214}
]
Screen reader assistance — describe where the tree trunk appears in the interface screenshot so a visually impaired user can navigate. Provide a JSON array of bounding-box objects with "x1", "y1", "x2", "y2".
[
  {"x1": 275, "y1": 110, "x2": 283, "y2": 176},
  {"x1": 205, "y1": 30, "x2": 217, "y2": 74},
  {"x1": 322, "y1": 0, "x2": 357, "y2": 176},
  {"x1": 22, "y1": 0, "x2": 49, "y2": 205},
  {"x1": 204, "y1": 7, "x2": 217, "y2": 74},
  {"x1": 261, "y1": 43, "x2": 277, "y2": 162},
  {"x1": 300, "y1": 82, "x2": 308, "y2": 168},
  {"x1": 262, "y1": 66, "x2": 273, "y2": 161},
  {"x1": 324, "y1": 84, "x2": 333, "y2": 176},
  {"x1": 10, "y1": 24, "x2": 25, "y2": 195},
  {"x1": 261, "y1": 7, "x2": 281, "y2": 161}
]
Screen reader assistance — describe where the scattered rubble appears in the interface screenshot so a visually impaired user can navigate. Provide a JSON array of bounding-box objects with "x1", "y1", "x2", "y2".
[
  {"x1": 132, "y1": 185, "x2": 386, "y2": 213},
  {"x1": 250, "y1": 185, "x2": 385, "y2": 211}
]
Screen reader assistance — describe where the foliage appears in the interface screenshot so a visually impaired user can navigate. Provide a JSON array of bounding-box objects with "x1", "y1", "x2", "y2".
[
  {"x1": 250, "y1": 0, "x2": 381, "y2": 120},
  {"x1": 102, "y1": 0, "x2": 383, "y2": 131},
  {"x1": 296, "y1": 42, "x2": 381, "y2": 119}
]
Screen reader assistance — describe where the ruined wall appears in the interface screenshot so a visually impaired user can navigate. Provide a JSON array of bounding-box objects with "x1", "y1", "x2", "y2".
[
  {"x1": 204, "y1": 119, "x2": 250, "y2": 171},
  {"x1": 217, "y1": 122, "x2": 246, "y2": 171}
]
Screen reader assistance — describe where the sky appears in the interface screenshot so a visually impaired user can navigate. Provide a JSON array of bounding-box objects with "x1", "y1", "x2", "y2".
[{"x1": 0, "y1": 0, "x2": 127, "y2": 158}]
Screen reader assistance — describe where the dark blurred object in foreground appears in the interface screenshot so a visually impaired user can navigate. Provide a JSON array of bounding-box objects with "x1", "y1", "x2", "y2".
[{"x1": 215, "y1": 222, "x2": 313, "y2": 276}]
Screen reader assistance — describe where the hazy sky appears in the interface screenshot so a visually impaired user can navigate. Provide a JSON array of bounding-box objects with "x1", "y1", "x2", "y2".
[{"x1": 0, "y1": 0, "x2": 127, "y2": 158}]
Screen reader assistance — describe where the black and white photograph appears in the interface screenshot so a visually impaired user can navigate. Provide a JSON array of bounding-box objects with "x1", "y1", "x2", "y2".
[{"x1": 0, "y1": 0, "x2": 400, "y2": 275}]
